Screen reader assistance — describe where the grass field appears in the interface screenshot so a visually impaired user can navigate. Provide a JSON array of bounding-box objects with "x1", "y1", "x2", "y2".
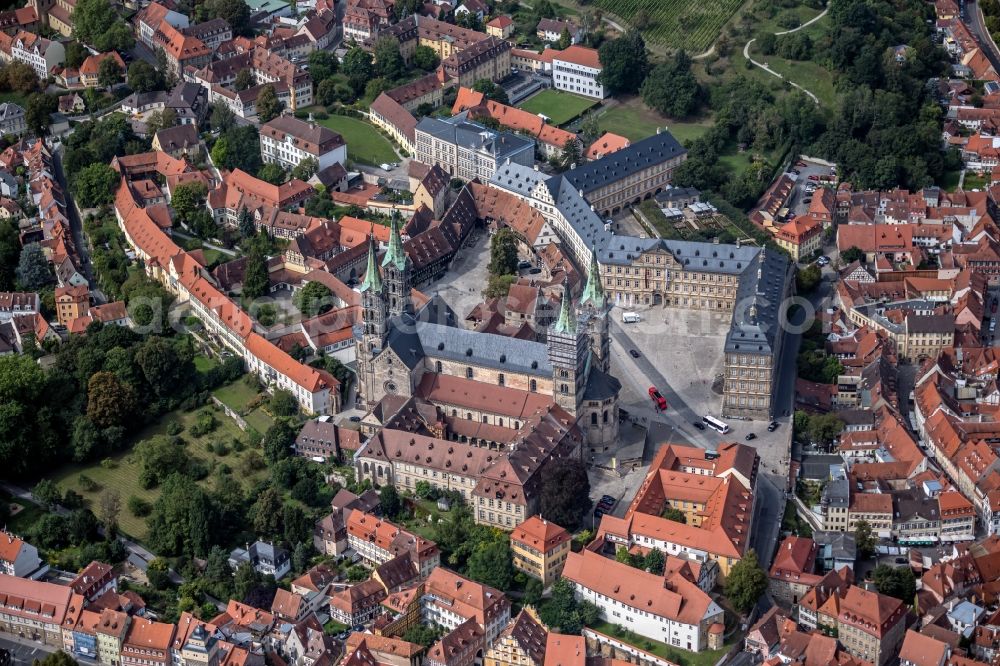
[
  {"x1": 50, "y1": 405, "x2": 266, "y2": 540},
  {"x1": 518, "y1": 90, "x2": 598, "y2": 126},
  {"x1": 312, "y1": 113, "x2": 398, "y2": 166},
  {"x1": 212, "y1": 378, "x2": 274, "y2": 434},
  {"x1": 752, "y1": 4, "x2": 824, "y2": 34},
  {"x1": 583, "y1": 0, "x2": 744, "y2": 51},
  {"x1": 595, "y1": 102, "x2": 713, "y2": 144},
  {"x1": 751, "y1": 50, "x2": 837, "y2": 108}
]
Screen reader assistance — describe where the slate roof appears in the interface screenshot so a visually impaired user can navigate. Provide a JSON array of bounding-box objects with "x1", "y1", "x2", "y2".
[{"x1": 562, "y1": 130, "x2": 686, "y2": 195}]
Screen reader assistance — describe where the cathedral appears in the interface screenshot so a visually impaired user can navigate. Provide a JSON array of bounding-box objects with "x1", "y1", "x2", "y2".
[{"x1": 355, "y1": 216, "x2": 621, "y2": 451}]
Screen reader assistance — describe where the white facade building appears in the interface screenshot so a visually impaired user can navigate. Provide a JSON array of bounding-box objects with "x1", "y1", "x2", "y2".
[
  {"x1": 551, "y1": 45, "x2": 605, "y2": 100},
  {"x1": 259, "y1": 116, "x2": 347, "y2": 172}
]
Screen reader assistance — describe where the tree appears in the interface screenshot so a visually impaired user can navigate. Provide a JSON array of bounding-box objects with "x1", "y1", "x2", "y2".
[
  {"x1": 534, "y1": 0, "x2": 557, "y2": 18},
  {"x1": 127, "y1": 61, "x2": 163, "y2": 94},
  {"x1": 86, "y1": 372, "x2": 135, "y2": 429},
  {"x1": 467, "y1": 539, "x2": 514, "y2": 590},
  {"x1": 33, "y1": 651, "x2": 79, "y2": 666},
  {"x1": 342, "y1": 47, "x2": 375, "y2": 95},
  {"x1": 413, "y1": 45, "x2": 440, "y2": 71},
  {"x1": 65, "y1": 42, "x2": 89, "y2": 69},
  {"x1": 472, "y1": 79, "x2": 509, "y2": 104},
  {"x1": 488, "y1": 227, "x2": 519, "y2": 276},
  {"x1": 262, "y1": 421, "x2": 295, "y2": 464},
  {"x1": 203, "y1": 0, "x2": 251, "y2": 35},
  {"x1": 0, "y1": 219, "x2": 19, "y2": 290},
  {"x1": 146, "y1": 474, "x2": 216, "y2": 557},
  {"x1": 379, "y1": 484, "x2": 402, "y2": 518},
  {"x1": 661, "y1": 506, "x2": 686, "y2": 523},
  {"x1": 293, "y1": 281, "x2": 334, "y2": 317},
  {"x1": 283, "y1": 502, "x2": 311, "y2": 544},
  {"x1": 796, "y1": 263, "x2": 822, "y2": 292},
  {"x1": 98, "y1": 58, "x2": 123, "y2": 90},
  {"x1": 250, "y1": 487, "x2": 284, "y2": 536},
  {"x1": 855, "y1": 520, "x2": 877, "y2": 558},
  {"x1": 211, "y1": 103, "x2": 236, "y2": 133},
  {"x1": 598, "y1": 30, "x2": 649, "y2": 94},
  {"x1": 806, "y1": 413, "x2": 845, "y2": 448},
  {"x1": 539, "y1": 459, "x2": 590, "y2": 530},
  {"x1": 73, "y1": 0, "x2": 119, "y2": 47},
  {"x1": 233, "y1": 561, "x2": 260, "y2": 600},
  {"x1": 757, "y1": 33, "x2": 777, "y2": 55},
  {"x1": 402, "y1": 624, "x2": 442, "y2": 648},
  {"x1": 25, "y1": 93, "x2": 56, "y2": 136},
  {"x1": 873, "y1": 564, "x2": 916, "y2": 602},
  {"x1": 308, "y1": 50, "x2": 338, "y2": 83},
  {"x1": 560, "y1": 139, "x2": 582, "y2": 169},
  {"x1": 72, "y1": 163, "x2": 118, "y2": 208},
  {"x1": 316, "y1": 78, "x2": 339, "y2": 106},
  {"x1": 269, "y1": 389, "x2": 298, "y2": 417},
  {"x1": 257, "y1": 163, "x2": 286, "y2": 185},
  {"x1": 98, "y1": 489, "x2": 121, "y2": 535},
  {"x1": 291, "y1": 157, "x2": 319, "y2": 181},
  {"x1": 213, "y1": 125, "x2": 262, "y2": 173},
  {"x1": 171, "y1": 182, "x2": 209, "y2": 226},
  {"x1": 15, "y1": 243, "x2": 52, "y2": 290},
  {"x1": 557, "y1": 27, "x2": 572, "y2": 49},
  {"x1": 374, "y1": 36, "x2": 406, "y2": 80},
  {"x1": 33, "y1": 479, "x2": 62, "y2": 509},
  {"x1": 724, "y1": 549, "x2": 767, "y2": 614},
  {"x1": 640, "y1": 51, "x2": 701, "y2": 118},
  {"x1": 136, "y1": 337, "x2": 193, "y2": 397},
  {"x1": 234, "y1": 69, "x2": 254, "y2": 92},
  {"x1": 841, "y1": 246, "x2": 864, "y2": 264},
  {"x1": 241, "y1": 248, "x2": 269, "y2": 300},
  {"x1": 292, "y1": 542, "x2": 312, "y2": 573},
  {"x1": 4, "y1": 62, "x2": 39, "y2": 94},
  {"x1": 484, "y1": 273, "x2": 516, "y2": 298},
  {"x1": 644, "y1": 548, "x2": 665, "y2": 574}
]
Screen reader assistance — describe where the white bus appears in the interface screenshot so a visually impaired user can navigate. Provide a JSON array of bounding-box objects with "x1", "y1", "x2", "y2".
[
  {"x1": 622, "y1": 312, "x2": 641, "y2": 323},
  {"x1": 703, "y1": 415, "x2": 730, "y2": 434}
]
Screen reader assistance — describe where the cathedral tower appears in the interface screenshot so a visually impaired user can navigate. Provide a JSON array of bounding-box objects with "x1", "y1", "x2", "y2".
[
  {"x1": 381, "y1": 211, "x2": 412, "y2": 318},
  {"x1": 578, "y1": 245, "x2": 610, "y2": 374},
  {"x1": 547, "y1": 280, "x2": 588, "y2": 417},
  {"x1": 357, "y1": 230, "x2": 388, "y2": 407}
]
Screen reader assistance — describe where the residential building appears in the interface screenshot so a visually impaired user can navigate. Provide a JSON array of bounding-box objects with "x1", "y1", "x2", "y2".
[
  {"x1": 121, "y1": 618, "x2": 176, "y2": 666},
  {"x1": 0, "y1": 292, "x2": 39, "y2": 323},
  {"x1": 848, "y1": 492, "x2": 893, "y2": 538},
  {"x1": 0, "y1": 574, "x2": 83, "y2": 647},
  {"x1": 182, "y1": 18, "x2": 232, "y2": 51},
  {"x1": 414, "y1": 115, "x2": 535, "y2": 182},
  {"x1": 10, "y1": 31, "x2": 63, "y2": 79},
  {"x1": 831, "y1": 586, "x2": 906, "y2": 666},
  {"x1": 536, "y1": 18, "x2": 581, "y2": 44},
  {"x1": 483, "y1": 608, "x2": 547, "y2": 666},
  {"x1": 370, "y1": 92, "x2": 417, "y2": 153},
  {"x1": 509, "y1": 516, "x2": 570, "y2": 586},
  {"x1": 0, "y1": 103, "x2": 26, "y2": 135},
  {"x1": 194, "y1": 47, "x2": 313, "y2": 111},
  {"x1": 152, "y1": 124, "x2": 202, "y2": 160},
  {"x1": 551, "y1": 46, "x2": 603, "y2": 100},
  {"x1": 294, "y1": 418, "x2": 360, "y2": 463},
  {"x1": 485, "y1": 15, "x2": 514, "y2": 40},
  {"x1": 228, "y1": 541, "x2": 291, "y2": 579},
  {"x1": 768, "y1": 536, "x2": 822, "y2": 607},
  {"x1": 899, "y1": 629, "x2": 951, "y2": 666},
  {"x1": 775, "y1": 216, "x2": 823, "y2": 261},
  {"x1": 0, "y1": 532, "x2": 41, "y2": 578},
  {"x1": 69, "y1": 561, "x2": 116, "y2": 603},
  {"x1": 420, "y1": 567, "x2": 511, "y2": 644},
  {"x1": 94, "y1": 609, "x2": 129, "y2": 666},
  {"x1": 563, "y1": 549, "x2": 725, "y2": 652},
  {"x1": 345, "y1": 510, "x2": 441, "y2": 578},
  {"x1": 259, "y1": 116, "x2": 346, "y2": 172},
  {"x1": 78, "y1": 52, "x2": 125, "y2": 87}
]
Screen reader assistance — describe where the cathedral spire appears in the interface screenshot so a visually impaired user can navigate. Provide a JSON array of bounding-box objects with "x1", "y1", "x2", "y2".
[
  {"x1": 359, "y1": 227, "x2": 383, "y2": 293},
  {"x1": 580, "y1": 244, "x2": 605, "y2": 307},
  {"x1": 553, "y1": 279, "x2": 576, "y2": 334},
  {"x1": 382, "y1": 211, "x2": 407, "y2": 271}
]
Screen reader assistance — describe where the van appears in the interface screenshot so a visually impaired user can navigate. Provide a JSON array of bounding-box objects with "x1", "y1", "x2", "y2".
[{"x1": 622, "y1": 312, "x2": 641, "y2": 323}]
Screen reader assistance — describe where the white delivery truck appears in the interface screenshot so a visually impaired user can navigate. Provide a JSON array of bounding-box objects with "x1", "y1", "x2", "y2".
[{"x1": 622, "y1": 312, "x2": 641, "y2": 323}]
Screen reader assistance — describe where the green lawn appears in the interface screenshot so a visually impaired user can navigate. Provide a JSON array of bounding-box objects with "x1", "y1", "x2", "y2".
[
  {"x1": 244, "y1": 408, "x2": 275, "y2": 436},
  {"x1": 0, "y1": 91, "x2": 29, "y2": 108},
  {"x1": 311, "y1": 112, "x2": 398, "y2": 166},
  {"x1": 965, "y1": 172, "x2": 990, "y2": 190},
  {"x1": 49, "y1": 406, "x2": 265, "y2": 540},
  {"x1": 194, "y1": 355, "x2": 220, "y2": 374},
  {"x1": 213, "y1": 379, "x2": 265, "y2": 413},
  {"x1": 5, "y1": 496, "x2": 47, "y2": 534},
  {"x1": 588, "y1": 621, "x2": 731, "y2": 666},
  {"x1": 753, "y1": 53, "x2": 838, "y2": 108},
  {"x1": 940, "y1": 169, "x2": 962, "y2": 192},
  {"x1": 595, "y1": 101, "x2": 712, "y2": 144},
  {"x1": 519, "y1": 90, "x2": 598, "y2": 126},
  {"x1": 752, "y1": 4, "x2": 824, "y2": 35}
]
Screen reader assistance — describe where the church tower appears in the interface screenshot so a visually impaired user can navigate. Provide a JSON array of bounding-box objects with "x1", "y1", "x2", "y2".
[
  {"x1": 547, "y1": 280, "x2": 588, "y2": 417},
  {"x1": 357, "y1": 230, "x2": 388, "y2": 407},
  {"x1": 578, "y1": 245, "x2": 610, "y2": 374},
  {"x1": 381, "y1": 211, "x2": 412, "y2": 318}
]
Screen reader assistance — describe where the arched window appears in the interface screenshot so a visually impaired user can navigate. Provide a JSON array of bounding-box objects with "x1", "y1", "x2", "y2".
[
  {"x1": 603, "y1": 410, "x2": 609, "y2": 423},
  {"x1": 529, "y1": 379, "x2": 537, "y2": 392},
  {"x1": 498, "y1": 373, "x2": 505, "y2": 386},
  {"x1": 466, "y1": 413, "x2": 472, "y2": 420},
  {"x1": 591, "y1": 412, "x2": 597, "y2": 425},
  {"x1": 435, "y1": 360, "x2": 442, "y2": 373},
  {"x1": 499, "y1": 418, "x2": 504, "y2": 427},
  {"x1": 466, "y1": 367, "x2": 473, "y2": 379},
  {"x1": 451, "y1": 409, "x2": 457, "y2": 417},
  {"x1": 482, "y1": 415, "x2": 488, "y2": 423},
  {"x1": 377, "y1": 466, "x2": 384, "y2": 477},
  {"x1": 561, "y1": 384, "x2": 568, "y2": 395},
  {"x1": 363, "y1": 462, "x2": 370, "y2": 474}
]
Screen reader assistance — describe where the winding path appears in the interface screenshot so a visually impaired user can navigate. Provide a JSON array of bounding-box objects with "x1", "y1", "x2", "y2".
[{"x1": 741, "y1": 8, "x2": 829, "y2": 106}]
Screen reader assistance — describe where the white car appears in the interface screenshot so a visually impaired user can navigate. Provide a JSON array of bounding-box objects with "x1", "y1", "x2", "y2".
[{"x1": 380, "y1": 163, "x2": 392, "y2": 171}]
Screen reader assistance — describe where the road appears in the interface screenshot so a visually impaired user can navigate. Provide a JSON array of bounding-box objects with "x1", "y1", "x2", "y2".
[
  {"x1": 742, "y1": 39, "x2": 819, "y2": 105},
  {"x1": 967, "y1": 0, "x2": 1000, "y2": 73},
  {"x1": 608, "y1": 319, "x2": 787, "y2": 567},
  {"x1": 51, "y1": 146, "x2": 102, "y2": 302}
]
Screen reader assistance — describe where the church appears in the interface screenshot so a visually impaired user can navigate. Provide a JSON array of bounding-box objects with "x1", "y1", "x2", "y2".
[{"x1": 355, "y1": 215, "x2": 621, "y2": 452}]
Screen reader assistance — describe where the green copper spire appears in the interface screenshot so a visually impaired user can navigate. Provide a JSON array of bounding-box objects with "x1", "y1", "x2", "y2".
[
  {"x1": 580, "y1": 244, "x2": 605, "y2": 306},
  {"x1": 382, "y1": 211, "x2": 407, "y2": 271},
  {"x1": 553, "y1": 279, "x2": 576, "y2": 334},
  {"x1": 359, "y1": 228, "x2": 383, "y2": 293}
]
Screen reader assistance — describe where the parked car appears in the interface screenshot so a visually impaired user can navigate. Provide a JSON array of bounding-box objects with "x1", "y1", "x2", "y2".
[
  {"x1": 693, "y1": 421, "x2": 706, "y2": 430},
  {"x1": 629, "y1": 349, "x2": 640, "y2": 358},
  {"x1": 797, "y1": 160, "x2": 807, "y2": 167},
  {"x1": 528, "y1": 267, "x2": 542, "y2": 274},
  {"x1": 745, "y1": 433, "x2": 757, "y2": 441},
  {"x1": 808, "y1": 175, "x2": 819, "y2": 181},
  {"x1": 767, "y1": 421, "x2": 779, "y2": 432},
  {"x1": 349, "y1": 415, "x2": 362, "y2": 422},
  {"x1": 648, "y1": 386, "x2": 667, "y2": 410},
  {"x1": 601, "y1": 495, "x2": 616, "y2": 504}
]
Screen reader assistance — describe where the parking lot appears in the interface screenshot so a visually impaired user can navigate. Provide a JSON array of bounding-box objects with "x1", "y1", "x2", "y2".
[{"x1": 786, "y1": 157, "x2": 837, "y2": 217}]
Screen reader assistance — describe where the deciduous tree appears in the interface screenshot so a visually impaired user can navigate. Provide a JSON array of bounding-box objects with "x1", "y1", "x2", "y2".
[
  {"x1": 293, "y1": 280, "x2": 333, "y2": 317},
  {"x1": 73, "y1": 163, "x2": 118, "y2": 207},
  {"x1": 15, "y1": 243, "x2": 52, "y2": 290},
  {"x1": 597, "y1": 30, "x2": 649, "y2": 94},
  {"x1": 724, "y1": 549, "x2": 767, "y2": 614},
  {"x1": 539, "y1": 459, "x2": 590, "y2": 530}
]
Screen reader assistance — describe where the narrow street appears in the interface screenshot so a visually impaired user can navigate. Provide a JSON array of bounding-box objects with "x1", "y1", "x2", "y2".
[{"x1": 51, "y1": 146, "x2": 105, "y2": 304}]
